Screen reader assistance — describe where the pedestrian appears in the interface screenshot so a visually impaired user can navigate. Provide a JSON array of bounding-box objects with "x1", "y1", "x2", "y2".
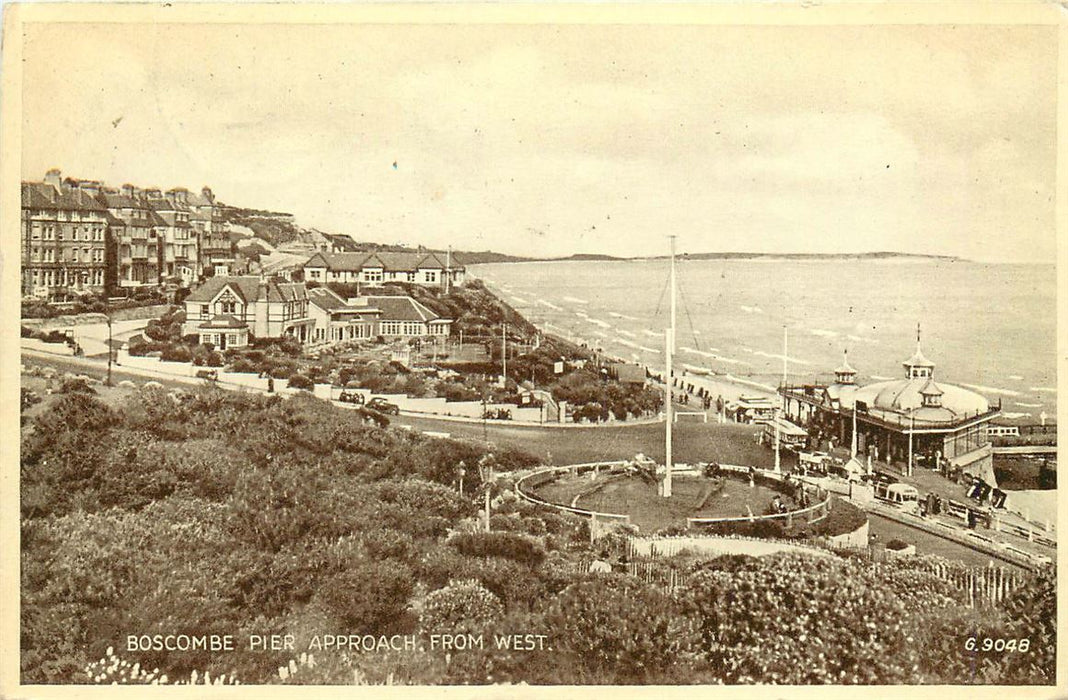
[{"x1": 267, "y1": 376, "x2": 275, "y2": 393}]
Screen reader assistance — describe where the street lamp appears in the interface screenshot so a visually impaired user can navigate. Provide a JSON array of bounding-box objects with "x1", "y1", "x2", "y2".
[
  {"x1": 478, "y1": 454, "x2": 495, "y2": 533},
  {"x1": 105, "y1": 298, "x2": 113, "y2": 387}
]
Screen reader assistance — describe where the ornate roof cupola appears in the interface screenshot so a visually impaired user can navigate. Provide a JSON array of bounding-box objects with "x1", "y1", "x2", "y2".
[
  {"x1": 903, "y1": 323, "x2": 935, "y2": 379},
  {"x1": 919, "y1": 378, "x2": 944, "y2": 408},
  {"x1": 834, "y1": 349, "x2": 857, "y2": 385}
]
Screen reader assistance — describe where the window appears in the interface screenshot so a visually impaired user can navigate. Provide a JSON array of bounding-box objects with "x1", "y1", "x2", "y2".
[
  {"x1": 220, "y1": 301, "x2": 236, "y2": 314},
  {"x1": 200, "y1": 304, "x2": 210, "y2": 316},
  {"x1": 228, "y1": 334, "x2": 238, "y2": 346}
]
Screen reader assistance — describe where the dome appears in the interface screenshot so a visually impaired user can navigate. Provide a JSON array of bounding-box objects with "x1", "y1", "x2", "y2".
[{"x1": 852, "y1": 378, "x2": 990, "y2": 423}]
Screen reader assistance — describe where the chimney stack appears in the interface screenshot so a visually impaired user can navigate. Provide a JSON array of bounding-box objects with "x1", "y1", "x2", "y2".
[{"x1": 44, "y1": 168, "x2": 62, "y2": 189}]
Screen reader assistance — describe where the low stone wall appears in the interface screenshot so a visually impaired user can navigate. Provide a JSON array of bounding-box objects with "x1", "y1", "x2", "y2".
[
  {"x1": 22, "y1": 304, "x2": 170, "y2": 327},
  {"x1": 824, "y1": 519, "x2": 870, "y2": 549},
  {"x1": 21, "y1": 338, "x2": 75, "y2": 356}
]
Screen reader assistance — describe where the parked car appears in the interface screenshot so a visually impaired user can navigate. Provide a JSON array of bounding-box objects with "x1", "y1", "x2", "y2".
[
  {"x1": 338, "y1": 390, "x2": 365, "y2": 405},
  {"x1": 366, "y1": 397, "x2": 400, "y2": 415},
  {"x1": 195, "y1": 369, "x2": 218, "y2": 381}
]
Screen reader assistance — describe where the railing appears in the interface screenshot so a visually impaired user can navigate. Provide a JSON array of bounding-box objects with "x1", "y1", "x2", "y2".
[
  {"x1": 514, "y1": 462, "x2": 631, "y2": 521},
  {"x1": 515, "y1": 461, "x2": 832, "y2": 535},
  {"x1": 780, "y1": 385, "x2": 1003, "y2": 430},
  {"x1": 687, "y1": 465, "x2": 832, "y2": 528}
]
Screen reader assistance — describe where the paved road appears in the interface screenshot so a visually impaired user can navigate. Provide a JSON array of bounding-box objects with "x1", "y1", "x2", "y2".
[
  {"x1": 21, "y1": 350, "x2": 1034, "y2": 570},
  {"x1": 65, "y1": 319, "x2": 152, "y2": 357}
]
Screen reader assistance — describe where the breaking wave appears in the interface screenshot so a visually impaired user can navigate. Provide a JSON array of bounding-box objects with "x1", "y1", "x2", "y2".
[{"x1": 959, "y1": 383, "x2": 1022, "y2": 397}]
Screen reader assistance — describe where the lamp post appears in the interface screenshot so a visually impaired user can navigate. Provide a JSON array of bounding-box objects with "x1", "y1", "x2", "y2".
[
  {"x1": 479, "y1": 454, "x2": 495, "y2": 533},
  {"x1": 105, "y1": 297, "x2": 113, "y2": 386},
  {"x1": 907, "y1": 409, "x2": 915, "y2": 477}
]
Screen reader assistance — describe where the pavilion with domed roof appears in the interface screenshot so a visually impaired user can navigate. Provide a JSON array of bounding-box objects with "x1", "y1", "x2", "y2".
[{"x1": 779, "y1": 335, "x2": 1002, "y2": 483}]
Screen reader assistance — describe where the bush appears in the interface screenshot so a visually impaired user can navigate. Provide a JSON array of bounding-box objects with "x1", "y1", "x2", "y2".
[
  {"x1": 161, "y1": 345, "x2": 193, "y2": 363},
  {"x1": 311, "y1": 559, "x2": 415, "y2": 635},
  {"x1": 60, "y1": 378, "x2": 97, "y2": 395},
  {"x1": 287, "y1": 374, "x2": 314, "y2": 391},
  {"x1": 419, "y1": 580, "x2": 504, "y2": 635},
  {"x1": 229, "y1": 358, "x2": 258, "y2": 374},
  {"x1": 448, "y1": 532, "x2": 546, "y2": 568}
]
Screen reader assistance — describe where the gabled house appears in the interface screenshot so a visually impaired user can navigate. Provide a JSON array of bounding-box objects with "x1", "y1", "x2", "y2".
[
  {"x1": 307, "y1": 287, "x2": 380, "y2": 344},
  {"x1": 182, "y1": 276, "x2": 313, "y2": 348},
  {"x1": 307, "y1": 289, "x2": 453, "y2": 344},
  {"x1": 362, "y1": 295, "x2": 452, "y2": 338},
  {"x1": 303, "y1": 250, "x2": 465, "y2": 288}
]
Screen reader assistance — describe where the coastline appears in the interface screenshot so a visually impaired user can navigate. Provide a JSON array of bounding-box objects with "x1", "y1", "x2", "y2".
[{"x1": 531, "y1": 317, "x2": 777, "y2": 405}]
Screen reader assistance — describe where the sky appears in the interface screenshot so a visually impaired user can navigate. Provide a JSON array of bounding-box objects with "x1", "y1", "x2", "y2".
[{"x1": 19, "y1": 21, "x2": 1058, "y2": 262}]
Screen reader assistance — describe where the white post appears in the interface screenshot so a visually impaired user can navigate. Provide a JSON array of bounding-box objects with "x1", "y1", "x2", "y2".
[
  {"x1": 774, "y1": 325, "x2": 786, "y2": 473},
  {"x1": 445, "y1": 246, "x2": 452, "y2": 295},
  {"x1": 907, "y1": 411, "x2": 914, "y2": 477},
  {"x1": 663, "y1": 235, "x2": 676, "y2": 498},
  {"x1": 851, "y1": 404, "x2": 858, "y2": 459}
]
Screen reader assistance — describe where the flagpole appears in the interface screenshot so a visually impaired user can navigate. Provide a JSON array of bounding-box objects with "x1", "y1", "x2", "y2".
[{"x1": 663, "y1": 235, "x2": 676, "y2": 498}]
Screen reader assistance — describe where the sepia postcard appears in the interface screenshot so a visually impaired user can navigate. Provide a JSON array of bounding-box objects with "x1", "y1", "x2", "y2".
[{"x1": 1, "y1": 2, "x2": 1064, "y2": 699}]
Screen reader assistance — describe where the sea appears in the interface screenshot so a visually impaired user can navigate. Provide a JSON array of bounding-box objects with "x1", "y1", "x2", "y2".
[{"x1": 471, "y1": 258, "x2": 1058, "y2": 418}]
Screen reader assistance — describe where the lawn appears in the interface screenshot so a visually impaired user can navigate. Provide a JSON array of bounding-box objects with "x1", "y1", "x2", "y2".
[{"x1": 533, "y1": 472, "x2": 790, "y2": 533}]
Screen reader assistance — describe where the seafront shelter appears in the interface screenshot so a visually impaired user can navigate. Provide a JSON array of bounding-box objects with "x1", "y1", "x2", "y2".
[{"x1": 779, "y1": 344, "x2": 1001, "y2": 484}]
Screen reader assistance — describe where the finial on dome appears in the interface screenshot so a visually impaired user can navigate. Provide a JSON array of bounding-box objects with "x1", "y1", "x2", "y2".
[{"x1": 835, "y1": 348, "x2": 856, "y2": 384}]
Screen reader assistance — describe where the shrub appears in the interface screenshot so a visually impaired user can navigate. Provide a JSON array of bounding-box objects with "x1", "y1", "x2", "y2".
[
  {"x1": 314, "y1": 560, "x2": 415, "y2": 633},
  {"x1": 287, "y1": 374, "x2": 314, "y2": 391},
  {"x1": 229, "y1": 358, "x2": 258, "y2": 374},
  {"x1": 419, "y1": 580, "x2": 504, "y2": 635},
  {"x1": 59, "y1": 378, "x2": 96, "y2": 395},
  {"x1": 448, "y1": 532, "x2": 546, "y2": 568},
  {"x1": 161, "y1": 345, "x2": 193, "y2": 363},
  {"x1": 538, "y1": 575, "x2": 701, "y2": 684}
]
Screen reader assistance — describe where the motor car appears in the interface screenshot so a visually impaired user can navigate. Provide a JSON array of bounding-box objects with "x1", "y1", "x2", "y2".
[
  {"x1": 195, "y1": 369, "x2": 218, "y2": 381},
  {"x1": 338, "y1": 390, "x2": 365, "y2": 405},
  {"x1": 366, "y1": 397, "x2": 400, "y2": 415}
]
